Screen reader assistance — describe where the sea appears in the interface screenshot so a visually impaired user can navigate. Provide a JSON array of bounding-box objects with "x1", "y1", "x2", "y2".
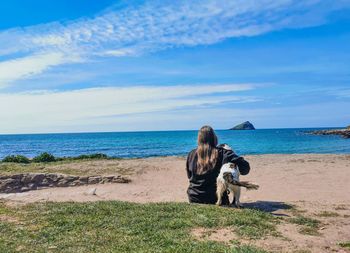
[{"x1": 0, "y1": 128, "x2": 349, "y2": 159}]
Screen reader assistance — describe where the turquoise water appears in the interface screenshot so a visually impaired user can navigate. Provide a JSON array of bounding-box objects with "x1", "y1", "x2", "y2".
[{"x1": 0, "y1": 128, "x2": 349, "y2": 159}]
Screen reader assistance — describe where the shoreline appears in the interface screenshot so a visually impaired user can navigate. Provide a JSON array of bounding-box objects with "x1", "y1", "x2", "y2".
[{"x1": 2, "y1": 152, "x2": 350, "y2": 162}]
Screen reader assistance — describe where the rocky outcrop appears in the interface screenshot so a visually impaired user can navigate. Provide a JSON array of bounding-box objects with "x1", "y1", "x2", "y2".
[
  {"x1": 0, "y1": 173, "x2": 130, "y2": 193},
  {"x1": 307, "y1": 129, "x2": 350, "y2": 139},
  {"x1": 230, "y1": 121, "x2": 255, "y2": 130}
]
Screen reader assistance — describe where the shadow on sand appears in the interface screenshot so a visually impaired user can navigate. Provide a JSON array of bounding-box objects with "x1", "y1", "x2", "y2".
[{"x1": 242, "y1": 201, "x2": 292, "y2": 216}]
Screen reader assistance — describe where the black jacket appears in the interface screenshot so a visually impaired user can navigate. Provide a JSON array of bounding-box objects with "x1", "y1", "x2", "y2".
[{"x1": 186, "y1": 147, "x2": 250, "y2": 205}]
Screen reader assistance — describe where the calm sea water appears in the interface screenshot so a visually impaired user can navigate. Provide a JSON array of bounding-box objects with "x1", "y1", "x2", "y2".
[{"x1": 0, "y1": 128, "x2": 349, "y2": 159}]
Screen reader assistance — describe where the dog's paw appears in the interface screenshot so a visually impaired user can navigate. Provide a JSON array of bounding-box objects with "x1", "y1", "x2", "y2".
[
  {"x1": 231, "y1": 202, "x2": 243, "y2": 208},
  {"x1": 236, "y1": 203, "x2": 243, "y2": 208}
]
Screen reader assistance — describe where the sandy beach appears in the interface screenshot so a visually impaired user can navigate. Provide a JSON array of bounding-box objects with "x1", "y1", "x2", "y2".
[
  {"x1": 2, "y1": 154, "x2": 349, "y2": 204},
  {"x1": 1, "y1": 154, "x2": 350, "y2": 252}
]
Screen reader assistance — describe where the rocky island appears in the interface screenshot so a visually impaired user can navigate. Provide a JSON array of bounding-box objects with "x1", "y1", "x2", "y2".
[
  {"x1": 230, "y1": 121, "x2": 255, "y2": 130},
  {"x1": 307, "y1": 126, "x2": 350, "y2": 139}
]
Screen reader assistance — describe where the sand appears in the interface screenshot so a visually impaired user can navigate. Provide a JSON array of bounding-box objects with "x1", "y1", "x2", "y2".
[
  {"x1": 1, "y1": 154, "x2": 350, "y2": 252},
  {"x1": 2, "y1": 154, "x2": 349, "y2": 204}
]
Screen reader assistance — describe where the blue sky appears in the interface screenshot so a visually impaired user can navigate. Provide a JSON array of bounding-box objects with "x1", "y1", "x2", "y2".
[{"x1": 0, "y1": 0, "x2": 350, "y2": 133}]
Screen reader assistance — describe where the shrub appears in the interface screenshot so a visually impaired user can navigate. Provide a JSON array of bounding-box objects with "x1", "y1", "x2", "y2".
[
  {"x1": 1, "y1": 155, "x2": 30, "y2": 164},
  {"x1": 75, "y1": 153, "x2": 108, "y2": 160},
  {"x1": 32, "y1": 152, "x2": 56, "y2": 163}
]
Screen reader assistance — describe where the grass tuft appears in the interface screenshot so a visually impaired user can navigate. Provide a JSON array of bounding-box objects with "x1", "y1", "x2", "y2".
[
  {"x1": 298, "y1": 227, "x2": 320, "y2": 236},
  {"x1": 289, "y1": 216, "x2": 321, "y2": 236},
  {"x1": 338, "y1": 241, "x2": 350, "y2": 249},
  {"x1": 289, "y1": 216, "x2": 320, "y2": 228},
  {"x1": 316, "y1": 211, "x2": 340, "y2": 217}
]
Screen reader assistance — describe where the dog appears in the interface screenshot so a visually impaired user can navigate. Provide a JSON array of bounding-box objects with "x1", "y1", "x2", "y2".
[{"x1": 216, "y1": 162, "x2": 259, "y2": 207}]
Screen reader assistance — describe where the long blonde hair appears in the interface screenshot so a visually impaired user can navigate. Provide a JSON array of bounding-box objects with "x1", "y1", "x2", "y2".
[{"x1": 196, "y1": 125, "x2": 218, "y2": 174}]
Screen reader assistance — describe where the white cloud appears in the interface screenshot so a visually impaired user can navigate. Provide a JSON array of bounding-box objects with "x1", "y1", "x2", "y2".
[
  {"x1": 0, "y1": 52, "x2": 71, "y2": 88},
  {"x1": 0, "y1": 83, "x2": 258, "y2": 133},
  {"x1": 0, "y1": 0, "x2": 348, "y2": 86}
]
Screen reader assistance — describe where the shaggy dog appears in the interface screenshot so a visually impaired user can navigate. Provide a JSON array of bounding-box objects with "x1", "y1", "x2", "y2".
[{"x1": 216, "y1": 162, "x2": 259, "y2": 207}]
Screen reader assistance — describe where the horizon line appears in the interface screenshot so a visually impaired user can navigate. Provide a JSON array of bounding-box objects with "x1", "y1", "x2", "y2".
[{"x1": 0, "y1": 126, "x2": 346, "y2": 136}]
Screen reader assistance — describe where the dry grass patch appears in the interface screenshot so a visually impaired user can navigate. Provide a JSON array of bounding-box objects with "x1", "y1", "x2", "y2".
[
  {"x1": 0, "y1": 159, "x2": 134, "y2": 177},
  {"x1": 316, "y1": 211, "x2": 340, "y2": 217},
  {"x1": 288, "y1": 216, "x2": 322, "y2": 236},
  {"x1": 191, "y1": 227, "x2": 237, "y2": 243}
]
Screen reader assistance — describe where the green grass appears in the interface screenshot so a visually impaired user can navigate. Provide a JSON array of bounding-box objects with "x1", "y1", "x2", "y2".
[
  {"x1": 338, "y1": 241, "x2": 350, "y2": 249},
  {"x1": 289, "y1": 216, "x2": 321, "y2": 236},
  {"x1": 0, "y1": 201, "x2": 275, "y2": 253}
]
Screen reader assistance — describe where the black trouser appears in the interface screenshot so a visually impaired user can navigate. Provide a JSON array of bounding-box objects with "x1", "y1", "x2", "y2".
[{"x1": 187, "y1": 192, "x2": 230, "y2": 205}]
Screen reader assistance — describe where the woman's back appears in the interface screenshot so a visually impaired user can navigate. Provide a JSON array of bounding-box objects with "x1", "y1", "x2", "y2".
[{"x1": 186, "y1": 146, "x2": 249, "y2": 204}]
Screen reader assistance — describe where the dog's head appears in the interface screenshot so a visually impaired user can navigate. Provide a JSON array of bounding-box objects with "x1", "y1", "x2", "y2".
[
  {"x1": 222, "y1": 162, "x2": 240, "y2": 183},
  {"x1": 230, "y1": 164, "x2": 240, "y2": 180}
]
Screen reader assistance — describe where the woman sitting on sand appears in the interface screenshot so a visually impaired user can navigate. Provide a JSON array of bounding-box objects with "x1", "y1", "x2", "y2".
[{"x1": 186, "y1": 125, "x2": 250, "y2": 205}]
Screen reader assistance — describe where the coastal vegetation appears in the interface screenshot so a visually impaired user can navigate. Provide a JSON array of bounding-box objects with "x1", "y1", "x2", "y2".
[
  {"x1": 1, "y1": 153, "x2": 111, "y2": 164},
  {"x1": 0, "y1": 201, "x2": 275, "y2": 253},
  {"x1": 1, "y1": 155, "x2": 30, "y2": 164},
  {"x1": 32, "y1": 152, "x2": 56, "y2": 163}
]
